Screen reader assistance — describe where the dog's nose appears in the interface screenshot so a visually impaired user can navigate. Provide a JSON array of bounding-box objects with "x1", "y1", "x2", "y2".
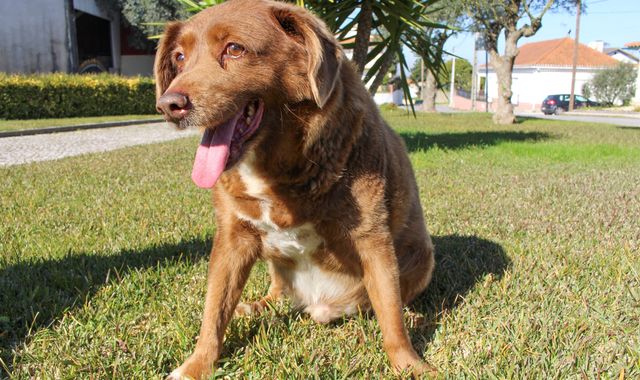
[{"x1": 156, "y1": 92, "x2": 191, "y2": 121}]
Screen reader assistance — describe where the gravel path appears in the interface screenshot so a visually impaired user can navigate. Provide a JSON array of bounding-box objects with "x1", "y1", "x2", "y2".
[{"x1": 0, "y1": 123, "x2": 199, "y2": 167}]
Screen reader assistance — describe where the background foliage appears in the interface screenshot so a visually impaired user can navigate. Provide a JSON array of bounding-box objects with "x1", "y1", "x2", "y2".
[
  {"x1": 97, "y1": 0, "x2": 190, "y2": 50},
  {"x1": 0, "y1": 74, "x2": 156, "y2": 119},
  {"x1": 411, "y1": 58, "x2": 473, "y2": 93},
  {"x1": 584, "y1": 63, "x2": 638, "y2": 106}
]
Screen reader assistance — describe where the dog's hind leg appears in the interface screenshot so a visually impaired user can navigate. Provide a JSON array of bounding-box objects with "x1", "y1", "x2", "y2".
[
  {"x1": 398, "y1": 237, "x2": 435, "y2": 306},
  {"x1": 235, "y1": 261, "x2": 285, "y2": 317}
]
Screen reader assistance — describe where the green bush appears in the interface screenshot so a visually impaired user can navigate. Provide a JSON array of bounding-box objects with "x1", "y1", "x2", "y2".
[
  {"x1": 584, "y1": 63, "x2": 637, "y2": 106},
  {"x1": 378, "y1": 102, "x2": 399, "y2": 111},
  {"x1": 0, "y1": 73, "x2": 156, "y2": 119}
]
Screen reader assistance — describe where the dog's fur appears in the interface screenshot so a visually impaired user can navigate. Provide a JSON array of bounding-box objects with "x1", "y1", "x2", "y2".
[{"x1": 154, "y1": 0, "x2": 436, "y2": 378}]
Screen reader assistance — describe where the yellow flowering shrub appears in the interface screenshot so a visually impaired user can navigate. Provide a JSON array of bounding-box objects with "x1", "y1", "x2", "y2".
[{"x1": 0, "y1": 73, "x2": 156, "y2": 119}]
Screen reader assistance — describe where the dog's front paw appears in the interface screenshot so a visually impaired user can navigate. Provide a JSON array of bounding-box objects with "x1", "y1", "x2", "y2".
[
  {"x1": 410, "y1": 360, "x2": 439, "y2": 378},
  {"x1": 234, "y1": 301, "x2": 262, "y2": 317},
  {"x1": 166, "y1": 369, "x2": 194, "y2": 380},
  {"x1": 389, "y1": 349, "x2": 438, "y2": 378},
  {"x1": 234, "y1": 298, "x2": 273, "y2": 317},
  {"x1": 166, "y1": 354, "x2": 213, "y2": 380}
]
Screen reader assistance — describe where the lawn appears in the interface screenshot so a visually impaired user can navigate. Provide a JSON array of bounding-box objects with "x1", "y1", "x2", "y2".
[
  {"x1": 1, "y1": 111, "x2": 638, "y2": 378},
  {"x1": 0, "y1": 115, "x2": 161, "y2": 133}
]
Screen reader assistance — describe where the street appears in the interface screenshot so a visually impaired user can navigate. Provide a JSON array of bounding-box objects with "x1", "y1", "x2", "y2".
[
  {"x1": 516, "y1": 112, "x2": 640, "y2": 128},
  {"x1": 434, "y1": 105, "x2": 640, "y2": 128}
]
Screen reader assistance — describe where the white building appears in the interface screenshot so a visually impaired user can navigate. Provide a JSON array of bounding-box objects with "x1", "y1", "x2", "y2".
[
  {"x1": 589, "y1": 40, "x2": 640, "y2": 65},
  {"x1": 624, "y1": 41, "x2": 640, "y2": 107},
  {"x1": 478, "y1": 38, "x2": 618, "y2": 112}
]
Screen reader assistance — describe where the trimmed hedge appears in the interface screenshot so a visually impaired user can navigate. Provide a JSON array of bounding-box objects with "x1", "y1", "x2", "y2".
[{"x1": 0, "y1": 73, "x2": 157, "y2": 119}]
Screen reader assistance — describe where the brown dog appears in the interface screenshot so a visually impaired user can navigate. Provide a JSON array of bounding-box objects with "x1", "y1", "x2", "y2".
[{"x1": 154, "y1": 0, "x2": 436, "y2": 378}]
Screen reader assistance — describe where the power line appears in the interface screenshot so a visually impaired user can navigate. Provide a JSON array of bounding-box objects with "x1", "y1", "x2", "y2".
[{"x1": 587, "y1": 10, "x2": 640, "y2": 14}]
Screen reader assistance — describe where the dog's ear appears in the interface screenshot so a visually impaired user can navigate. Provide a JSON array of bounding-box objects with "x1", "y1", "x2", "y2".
[
  {"x1": 154, "y1": 22, "x2": 183, "y2": 99},
  {"x1": 272, "y1": 6, "x2": 343, "y2": 108}
]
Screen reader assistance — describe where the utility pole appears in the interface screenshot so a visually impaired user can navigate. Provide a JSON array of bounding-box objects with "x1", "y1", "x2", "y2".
[
  {"x1": 485, "y1": 49, "x2": 489, "y2": 112},
  {"x1": 471, "y1": 32, "x2": 479, "y2": 110},
  {"x1": 569, "y1": 0, "x2": 581, "y2": 112},
  {"x1": 449, "y1": 56, "x2": 456, "y2": 108},
  {"x1": 420, "y1": 57, "x2": 425, "y2": 100}
]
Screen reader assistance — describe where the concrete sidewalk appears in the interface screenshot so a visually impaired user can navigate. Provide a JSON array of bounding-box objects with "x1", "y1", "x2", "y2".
[
  {"x1": 564, "y1": 110, "x2": 640, "y2": 119},
  {"x1": 0, "y1": 122, "x2": 198, "y2": 167},
  {"x1": 0, "y1": 118, "x2": 164, "y2": 138}
]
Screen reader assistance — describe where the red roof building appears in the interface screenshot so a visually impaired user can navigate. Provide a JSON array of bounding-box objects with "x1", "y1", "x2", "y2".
[
  {"x1": 515, "y1": 38, "x2": 617, "y2": 67},
  {"x1": 478, "y1": 38, "x2": 619, "y2": 112}
]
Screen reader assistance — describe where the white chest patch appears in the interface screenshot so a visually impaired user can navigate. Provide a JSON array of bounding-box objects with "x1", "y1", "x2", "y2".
[
  {"x1": 237, "y1": 159, "x2": 323, "y2": 257},
  {"x1": 236, "y1": 159, "x2": 360, "y2": 313}
]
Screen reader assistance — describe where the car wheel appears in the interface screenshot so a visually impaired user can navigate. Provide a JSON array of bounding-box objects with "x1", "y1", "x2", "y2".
[
  {"x1": 554, "y1": 107, "x2": 564, "y2": 115},
  {"x1": 78, "y1": 59, "x2": 107, "y2": 74}
]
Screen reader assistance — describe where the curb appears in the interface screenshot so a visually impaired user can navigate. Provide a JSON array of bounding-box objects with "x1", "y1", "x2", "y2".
[
  {"x1": 564, "y1": 112, "x2": 640, "y2": 119},
  {"x1": 0, "y1": 118, "x2": 165, "y2": 139}
]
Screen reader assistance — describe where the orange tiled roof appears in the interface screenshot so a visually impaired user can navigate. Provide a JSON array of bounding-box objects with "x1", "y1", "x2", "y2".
[
  {"x1": 625, "y1": 41, "x2": 640, "y2": 48},
  {"x1": 515, "y1": 37, "x2": 617, "y2": 67}
]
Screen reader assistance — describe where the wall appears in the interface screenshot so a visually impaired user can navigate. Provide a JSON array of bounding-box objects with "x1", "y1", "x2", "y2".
[
  {"x1": 121, "y1": 55, "x2": 155, "y2": 77},
  {"x1": 609, "y1": 52, "x2": 638, "y2": 64},
  {"x1": 451, "y1": 94, "x2": 537, "y2": 113},
  {"x1": 0, "y1": 0, "x2": 70, "y2": 73}
]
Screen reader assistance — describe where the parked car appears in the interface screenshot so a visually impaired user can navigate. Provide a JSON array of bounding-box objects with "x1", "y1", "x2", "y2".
[{"x1": 541, "y1": 94, "x2": 601, "y2": 115}]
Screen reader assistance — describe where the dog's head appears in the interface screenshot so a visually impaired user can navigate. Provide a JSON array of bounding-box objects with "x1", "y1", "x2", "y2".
[{"x1": 154, "y1": 0, "x2": 343, "y2": 188}]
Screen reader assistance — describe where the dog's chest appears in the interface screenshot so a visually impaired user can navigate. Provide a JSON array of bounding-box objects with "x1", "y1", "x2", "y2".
[
  {"x1": 234, "y1": 160, "x2": 361, "y2": 311},
  {"x1": 235, "y1": 160, "x2": 322, "y2": 258}
]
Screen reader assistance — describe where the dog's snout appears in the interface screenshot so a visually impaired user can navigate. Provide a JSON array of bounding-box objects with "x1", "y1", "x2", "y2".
[{"x1": 157, "y1": 92, "x2": 192, "y2": 121}]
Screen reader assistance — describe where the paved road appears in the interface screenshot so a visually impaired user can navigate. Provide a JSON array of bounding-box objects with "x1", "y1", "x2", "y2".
[
  {"x1": 434, "y1": 105, "x2": 640, "y2": 127},
  {"x1": 516, "y1": 112, "x2": 640, "y2": 128},
  {"x1": 0, "y1": 122, "x2": 198, "y2": 167}
]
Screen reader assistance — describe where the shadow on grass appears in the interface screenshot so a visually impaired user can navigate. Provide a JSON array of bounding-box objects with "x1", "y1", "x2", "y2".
[
  {"x1": 0, "y1": 238, "x2": 210, "y2": 370},
  {"x1": 515, "y1": 115, "x2": 550, "y2": 123},
  {"x1": 400, "y1": 131, "x2": 550, "y2": 153},
  {"x1": 0, "y1": 234, "x2": 508, "y2": 374},
  {"x1": 409, "y1": 234, "x2": 511, "y2": 353},
  {"x1": 617, "y1": 126, "x2": 640, "y2": 131}
]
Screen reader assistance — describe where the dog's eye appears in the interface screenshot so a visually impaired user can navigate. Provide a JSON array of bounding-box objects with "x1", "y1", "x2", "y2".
[
  {"x1": 225, "y1": 43, "x2": 245, "y2": 58},
  {"x1": 176, "y1": 53, "x2": 185, "y2": 62}
]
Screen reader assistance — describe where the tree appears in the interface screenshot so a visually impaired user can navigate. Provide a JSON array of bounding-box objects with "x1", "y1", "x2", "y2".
[
  {"x1": 409, "y1": 29, "x2": 450, "y2": 112},
  {"x1": 411, "y1": 58, "x2": 472, "y2": 100},
  {"x1": 405, "y1": 2, "x2": 466, "y2": 112},
  {"x1": 464, "y1": 0, "x2": 576, "y2": 124},
  {"x1": 442, "y1": 59, "x2": 473, "y2": 93},
  {"x1": 305, "y1": 1, "x2": 446, "y2": 104},
  {"x1": 96, "y1": 0, "x2": 190, "y2": 50},
  {"x1": 585, "y1": 63, "x2": 637, "y2": 106}
]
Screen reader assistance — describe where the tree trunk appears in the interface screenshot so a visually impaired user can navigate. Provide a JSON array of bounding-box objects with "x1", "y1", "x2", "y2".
[
  {"x1": 352, "y1": 1, "x2": 372, "y2": 75},
  {"x1": 490, "y1": 52, "x2": 516, "y2": 124},
  {"x1": 368, "y1": 51, "x2": 395, "y2": 95},
  {"x1": 422, "y1": 69, "x2": 437, "y2": 112}
]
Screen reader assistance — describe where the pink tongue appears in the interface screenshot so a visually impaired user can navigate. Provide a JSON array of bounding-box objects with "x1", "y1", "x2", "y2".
[{"x1": 191, "y1": 113, "x2": 241, "y2": 189}]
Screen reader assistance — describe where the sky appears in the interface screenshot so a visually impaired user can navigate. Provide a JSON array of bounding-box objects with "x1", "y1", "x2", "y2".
[{"x1": 408, "y1": 0, "x2": 640, "y2": 67}]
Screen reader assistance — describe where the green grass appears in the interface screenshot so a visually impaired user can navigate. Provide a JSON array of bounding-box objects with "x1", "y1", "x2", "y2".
[
  {"x1": 1, "y1": 111, "x2": 639, "y2": 379},
  {"x1": 0, "y1": 115, "x2": 161, "y2": 132}
]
